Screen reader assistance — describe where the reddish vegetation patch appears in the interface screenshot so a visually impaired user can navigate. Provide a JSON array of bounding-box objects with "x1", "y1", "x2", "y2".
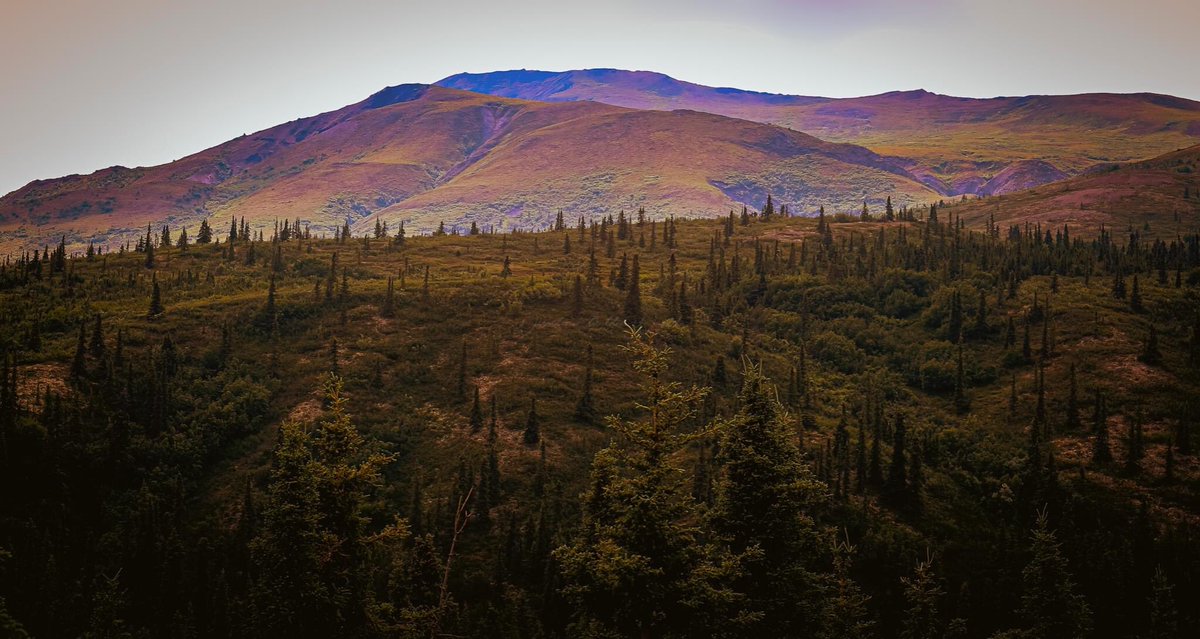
[{"x1": 16, "y1": 363, "x2": 70, "y2": 410}]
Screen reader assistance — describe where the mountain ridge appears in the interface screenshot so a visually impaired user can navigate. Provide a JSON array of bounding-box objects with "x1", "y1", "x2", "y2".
[
  {"x1": 436, "y1": 69, "x2": 1200, "y2": 195},
  {"x1": 0, "y1": 84, "x2": 938, "y2": 253}
]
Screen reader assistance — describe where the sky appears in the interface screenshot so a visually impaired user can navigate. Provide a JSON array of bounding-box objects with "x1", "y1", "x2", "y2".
[{"x1": 2, "y1": 0, "x2": 1198, "y2": 197}]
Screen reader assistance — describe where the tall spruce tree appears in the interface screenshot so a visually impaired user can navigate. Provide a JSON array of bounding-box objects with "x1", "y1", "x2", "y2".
[
  {"x1": 523, "y1": 398, "x2": 540, "y2": 446},
  {"x1": 710, "y1": 361, "x2": 826, "y2": 636},
  {"x1": 1015, "y1": 511, "x2": 1092, "y2": 639},
  {"x1": 624, "y1": 254, "x2": 643, "y2": 326},
  {"x1": 556, "y1": 330, "x2": 743, "y2": 638},
  {"x1": 250, "y1": 374, "x2": 394, "y2": 638}
]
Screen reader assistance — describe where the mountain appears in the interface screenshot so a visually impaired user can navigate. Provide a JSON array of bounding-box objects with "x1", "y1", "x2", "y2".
[
  {"x1": 951, "y1": 144, "x2": 1200, "y2": 237},
  {"x1": 438, "y1": 69, "x2": 1200, "y2": 196},
  {"x1": 0, "y1": 85, "x2": 939, "y2": 253}
]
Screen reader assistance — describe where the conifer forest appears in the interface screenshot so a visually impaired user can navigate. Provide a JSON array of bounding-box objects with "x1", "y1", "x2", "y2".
[{"x1": 2, "y1": 201, "x2": 1198, "y2": 639}]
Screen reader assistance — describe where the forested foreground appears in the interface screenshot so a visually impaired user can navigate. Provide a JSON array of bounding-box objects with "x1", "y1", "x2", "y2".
[{"x1": 1, "y1": 203, "x2": 1199, "y2": 639}]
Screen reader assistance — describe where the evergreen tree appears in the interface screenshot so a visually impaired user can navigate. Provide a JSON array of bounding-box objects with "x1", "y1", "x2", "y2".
[
  {"x1": 1022, "y1": 317, "x2": 1032, "y2": 361},
  {"x1": 868, "y1": 412, "x2": 883, "y2": 487},
  {"x1": 382, "y1": 277, "x2": 395, "y2": 318},
  {"x1": 197, "y1": 219, "x2": 213, "y2": 244},
  {"x1": 457, "y1": 340, "x2": 468, "y2": 400},
  {"x1": 1015, "y1": 511, "x2": 1092, "y2": 639},
  {"x1": 1126, "y1": 406, "x2": 1146, "y2": 474},
  {"x1": 883, "y1": 412, "x2": 908, "y2": 508},
  {"x1": 899, "y1": 559, "x2": 946, "y2": 639},
  {"x1": 522, "y1": 397, "x2": 540, "y2": 446},
  {"x1": 1141, "y1": 325, "x2": 1162, "y2": 365},
  {"x1": 572, "y1": 274, "x2": 583, "y2": 316},
  {"x1": 469, "y1": 387, "x2": 483, "y2": 433},
  {"x1": 575, "y1": 344, "x2": 595, "y2": 421},
  {"x1": 556, "y1": 331, "x2": 742, "y2": 638},
  {"x1": 624, "y1": 254, "x2": 643, "y2": 326},
  {"x1": 1092, "y1": 390, "x2": 1112, "y2": 464},
  {"x1": 144, "y1": 225, "x2": 155, "y2": 268},
  {"x1": 250, "y1": 374, "x2": 394, "y2": 638},
  {"x1": 711, "y1": 361, "x2": 827, "y2": 636},
  {"x1": 89, "y1": 314, "x2": 105, "y2": 360},
  {"x1": 1146, "y1": 567, "x2": 1177, "y2": 639},
  {"x1": 70, "y1": 322, "x2": 87, "y2": 380},
  {"x1": 483, "y1": 397, "x2": 501, "y2": 507},
  {"x1": 148, "y1": 273, "x2": 163, "y2": 317},
  {"x1": 820, "y1": 538, "x2": 873, "y2": 639}
]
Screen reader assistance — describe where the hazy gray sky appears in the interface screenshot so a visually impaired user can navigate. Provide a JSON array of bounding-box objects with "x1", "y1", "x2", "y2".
[{"x1": 3, "y1": 0, "x2": 1197, "y2": 196}]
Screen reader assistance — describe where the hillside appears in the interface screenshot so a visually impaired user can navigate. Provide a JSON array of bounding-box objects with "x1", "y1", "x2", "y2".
[
  {"x1": 950, "y1": 144, "x2": 1200, "y2": 237},
  {"x1": 0, "y1": 85, "x2": 939, "y2": 254},
  {"x1": 440, "y1": 69, "x2": 1200, "y2": 195},
  {"x1": 1, "y1": 211, "x2": 1197, "y2": 638}
]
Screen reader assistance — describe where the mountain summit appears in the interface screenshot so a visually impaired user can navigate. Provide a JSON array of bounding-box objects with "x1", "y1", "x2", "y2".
[{"x1": 0, "y1": 83, "x2": 935, "y2": 252}]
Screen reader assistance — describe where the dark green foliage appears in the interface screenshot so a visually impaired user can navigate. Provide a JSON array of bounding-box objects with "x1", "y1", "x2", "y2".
[
  {"x1": 469, "y1": 387, "x2": 483, "y2": 433},
  {"x1": 2, "y1": 205, "x2": 1198, "y2": 639},
  {"x1": 249, "y1": 375, "x2": 393, "y2": 637},
  {"x1": 147, "y1": 273, "x2": 163, "y2": 317},
  {"x1": 1146, "y1": 567, "x2": 1177, "y2": 639},
  {"x1": 1013, "y1": 512, "x2": 1092, "y2": 639},
  {"x1": 1092, "y1": 390, "x2": 1113, "y2": 464},
  {"x1": 522, "y1": 397, "x2": 539, "y2": 446},
  {"x1": 899, "y1": 559, "x2": 952, "y2": 639},
  {"x1": 711, "y1": 361, "x2": 826, "y2": 635},
  {"x1": 623, "y1": 254, "x2": 642, "y2": 326},
  {"x1": 556, "y1": 332, "x2": 741, "y2": 638},
  {"x1": 884, "y1": 412, "x2": 909, "y2": 507},
  {"x1": 1141, "y1": 325, "x2": 1161, "y2": 365}
]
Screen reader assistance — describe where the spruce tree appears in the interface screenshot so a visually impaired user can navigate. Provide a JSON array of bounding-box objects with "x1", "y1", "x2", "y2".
[
  {"x1": 144, "y1": 226, "x2": 155, "y2": 269},
  {"x1": 197, "y1": 219, "x2": 213, "y2": 244},
  {"x1": 556, "y1": 331, "x2": 742, "y2": 638},
  {"x1": 883, "y1": 412, "x2": 908, "y2": 507},
  {"x1": 382, "y1": 277, "x2": 395, "y2": 318},
  {"x1": 1141, "y1": 325, "x2": 1161, "y2": 365},
  {"x1": 249, "y1": 374, "x2": 393, "y2": 637},
  {"x1": 484, "y1": 397, "x2": 501, "y2": 507},
  {"x1": 522, "y1": 398, "x2": 539, "y2": 446},
  {"x1": 1092, "y1": 390, "x2": 1112, "y2": 464},
  {"x1": 70, "y1": 322, "x2": 87, "y2": 380},
  {"x1": 1016, "y1": 511, "x2": 1092, "y2": 639},
  {"x1": 899, "y1": 559, "x2": 946, "y2": 639},
  {"x1": 1146, "y1": 567, "x2": 1178, "y2": 639},
  {"x1": 264, "y1": 274, "x2": 277, "y2": 321},
  {"x1": 469, "y1": 387, "x2": 483, "y2": 433},
  {"x1": 623, "y1": 254, "x2": 642, "y2": 326},
  {"x1": 711, "y1": 361, "x2": 826, "y2": 636},
  {"x1": 456, "y1": 340, "x2": 468, "y2": 400},
  {"x1": 571, "y1": 274, "x2": 583, "y2": 317},
  {"x1": 89, "y1": 314, "x2": 105, "y2": 360},
  {"x1": 148, "y1": 273, "x2": 164, "y2": 318},
  {"x1": 1126, "y1": 405, "x2": 1145, "y2": 474}
]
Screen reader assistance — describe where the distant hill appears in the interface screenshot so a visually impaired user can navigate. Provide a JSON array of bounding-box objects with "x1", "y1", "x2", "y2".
[
  {"x1": 439, "y1": 69, "x2": 1200, "y2": 196},
  {"x1": 0, "y1": 85, "x2": 938, "y2": 253},
  {"x1": 951, "y1": 144, "x2": 1200, "y2": 237}
]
